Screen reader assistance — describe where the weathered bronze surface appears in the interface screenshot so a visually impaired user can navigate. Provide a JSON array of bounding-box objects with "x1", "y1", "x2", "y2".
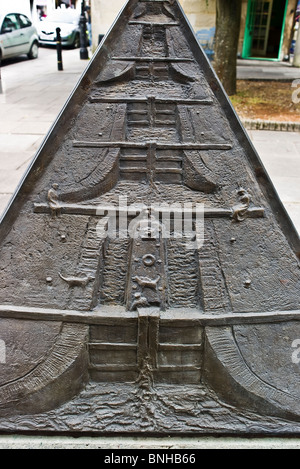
[{"x1": 0, "y1": 0, "x2": 299, "y2": 434}]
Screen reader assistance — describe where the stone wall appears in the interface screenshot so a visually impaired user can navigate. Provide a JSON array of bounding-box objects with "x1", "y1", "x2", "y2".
[
  {"x1": 91, "y1": 0, "x2": 126, "y2": 50},
  {"x1": 90, "y1": 0, "x2": 216, "y2": 53}
]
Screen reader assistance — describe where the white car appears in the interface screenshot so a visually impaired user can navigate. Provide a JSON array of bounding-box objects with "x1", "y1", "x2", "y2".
[
  {"x1": 38, "y1": 9, "x2": 80, "y2": 48},
  {"x1": 0, "y1": 12, "x2": 39, "y2": 61}
]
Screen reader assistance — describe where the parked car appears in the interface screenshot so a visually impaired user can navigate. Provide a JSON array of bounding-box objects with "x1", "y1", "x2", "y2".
[
  {"x1": 0, "y1": 12, "x2": 39, "y2": 61},
  {"x1": 37, "y1": 8, "x2": 80, "y2": 48}
]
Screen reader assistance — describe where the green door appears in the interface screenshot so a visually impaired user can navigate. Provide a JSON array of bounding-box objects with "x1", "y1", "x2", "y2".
[
  {"x1": 242, "y1": 0, "x2": 257, "y2": 58},
  {"x1": 252, "y1": 0, "x2": 273, "y2": 56},
  {"x1": 242, "y1": 0, "x2": 288, "y2": 60}
]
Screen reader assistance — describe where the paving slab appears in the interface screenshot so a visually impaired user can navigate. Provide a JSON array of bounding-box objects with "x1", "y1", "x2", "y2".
[
  {"x1": 11, "y1": 121, "x2": 52, "y2": 135},
  {"x1": 248, "y1": 130, "x2": 300, "y2": 233},
  {"x1": 0, "y1": 134, "x2": 43, "y2": 153},
  {"x1": 237, "y1": 59, "x2": 300, "y2": 81},
  {"x1": 0, "y1": 194, "x2": 12, "y2": 216}
]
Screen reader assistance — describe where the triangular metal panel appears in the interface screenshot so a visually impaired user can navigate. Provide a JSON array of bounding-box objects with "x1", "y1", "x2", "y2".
[{"x1": 0, "y1": 0, "x2": 299, "y2": 434}]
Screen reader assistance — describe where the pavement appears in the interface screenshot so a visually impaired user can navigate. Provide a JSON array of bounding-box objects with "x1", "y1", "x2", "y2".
[
  {"x1": 237, "y1": 58, "x2": 300, "y2": 81},
  {"x1": 0, "y1": 48, "x2": 299, "y2": 234},
  {"x1": 0, "y1": 48, "x2": 299, "y2": 449},
  {"x1": 0, "y1": 47, "x2": 87, "y2": 218}
]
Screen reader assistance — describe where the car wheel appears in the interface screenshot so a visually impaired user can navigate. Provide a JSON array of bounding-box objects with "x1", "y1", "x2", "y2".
[
  {"x1": 28, "y1": 41, "x2": 39, "y2": 59},
  {"x1": 73, "y1": 34, "x2": 80, "y2": 49}
]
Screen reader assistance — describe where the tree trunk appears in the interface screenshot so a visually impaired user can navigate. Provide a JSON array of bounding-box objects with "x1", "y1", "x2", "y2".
[{"x1": 214, "y1": 0, "x2": 242, "y2": 96}]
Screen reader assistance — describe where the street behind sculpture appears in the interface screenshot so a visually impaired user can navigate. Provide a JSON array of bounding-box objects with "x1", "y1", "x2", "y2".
[{"x1": 0, "y1": 0, "x2": 299, "y2": 433}]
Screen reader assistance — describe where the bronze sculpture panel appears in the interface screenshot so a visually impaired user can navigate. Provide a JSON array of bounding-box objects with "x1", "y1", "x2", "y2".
[{"x1": 0, "y1": 0, "x2": 299, "y2": 434}]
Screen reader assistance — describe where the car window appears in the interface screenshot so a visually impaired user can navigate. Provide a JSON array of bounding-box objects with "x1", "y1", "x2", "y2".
[
  {"x1": 2, "y1": 14, "x2": 20, "y2": 32},
  {"x1": 18, "y1": 14, "x2": 32, "y2": 29}
]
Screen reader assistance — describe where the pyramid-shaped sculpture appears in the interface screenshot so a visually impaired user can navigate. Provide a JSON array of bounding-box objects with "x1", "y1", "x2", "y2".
[{"x1": 0, "y1": 0, "x2": 299, "y2": 434}]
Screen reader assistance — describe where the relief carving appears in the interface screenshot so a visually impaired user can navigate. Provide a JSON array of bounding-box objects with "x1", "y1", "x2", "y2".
[
  {"x1": 0, "y1": 0, "x2": 298, "y2": 435},
  {"x1": 232, "y1": 187, "x2": 252, "y2": 222},
  {"x1": 126, "y1": 210, "x2": 167, "y2": 311},
  {"x1": 47, "y1": 183, "x2": 61, "y2": 217},
  {"x1": 59, "y1": 272, "x2": 95, "y2": 288}
]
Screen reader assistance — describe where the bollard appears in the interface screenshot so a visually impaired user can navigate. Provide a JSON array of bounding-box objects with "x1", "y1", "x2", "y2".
[
  {"x1": 56, "y1": 27, "x2": 63, "y2": 71},
  {"x1": 79, "y1": 0, "x2": 89, "y2": 60}
]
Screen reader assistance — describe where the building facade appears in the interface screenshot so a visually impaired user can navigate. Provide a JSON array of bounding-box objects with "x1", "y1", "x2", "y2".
[
  {"x1": 239, "y1": 0, "x2": 298, "y2": 61},
  {"x1": 4, "y1": 0, "x2": 296, "y2": 60},
  {"x1": 90, "y1": 0, "x2": 298, "y2": 61}
]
